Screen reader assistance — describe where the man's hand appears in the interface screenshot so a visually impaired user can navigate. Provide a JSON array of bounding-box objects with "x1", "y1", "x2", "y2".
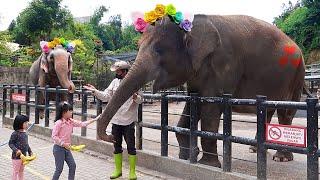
[
  {"x1": 83, "y1": 84, "x2": 97, "y2": 92},
  {"x1": 132, "y1": 93, "x2": 138, "y2": 100}
]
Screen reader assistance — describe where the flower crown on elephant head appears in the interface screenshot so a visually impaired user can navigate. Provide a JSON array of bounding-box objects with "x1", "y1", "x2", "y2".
[
  {"x1": 40, "y1": 38, "x2": 83, "y2": 54},
  {"x1": 132, "y1": 4, "x2": 194, "y2": 33}
]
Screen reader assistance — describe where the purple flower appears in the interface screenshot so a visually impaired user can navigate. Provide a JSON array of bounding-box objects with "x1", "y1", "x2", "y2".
[
  {"x1": 179, "y1": 19, "x2": 193, "y2": 32},
  {"x1": 66, "y1": 44, "x2": 75, "y2": 53}
]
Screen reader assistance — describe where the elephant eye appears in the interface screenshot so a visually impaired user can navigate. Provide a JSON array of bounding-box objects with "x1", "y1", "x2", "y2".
[{"x1": 154, "y1": 46, "x2": 164, "y2": 55}]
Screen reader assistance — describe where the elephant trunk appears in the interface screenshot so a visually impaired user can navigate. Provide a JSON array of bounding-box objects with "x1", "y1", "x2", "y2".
[
  {"x1": 97, "y1": 59, "x2": 154, "y2": 141},
  {"x1": 55, "y1": 58, "x2": 76, "y2": 93}
]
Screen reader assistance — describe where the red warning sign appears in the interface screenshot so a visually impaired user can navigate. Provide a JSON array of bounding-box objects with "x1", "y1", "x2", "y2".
[
  {"x1": 11, "y1": 93, "x2": 26, "y2": 103},
  {"x1": 266, "y1": 123, "x2": 306, "y2": 147}
]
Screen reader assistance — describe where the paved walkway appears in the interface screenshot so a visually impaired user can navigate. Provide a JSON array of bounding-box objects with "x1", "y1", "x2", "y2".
[{"x1": 0, "y1": 119, "x2": 179, "y2": 180}]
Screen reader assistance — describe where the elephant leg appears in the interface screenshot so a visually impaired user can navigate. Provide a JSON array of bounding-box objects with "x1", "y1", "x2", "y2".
[
  {"x1": 272, "y1": 108, "x2": 296, "y2": 162},
  {"x1": 249, "y1": 109, "x2": 275, "y2": 153},
  {"x1": 176, "y1": 102, "x2": 200, "y2": 160},
  {"x1": 198, "y1": 104, "x2": 222, "y2": 167}
]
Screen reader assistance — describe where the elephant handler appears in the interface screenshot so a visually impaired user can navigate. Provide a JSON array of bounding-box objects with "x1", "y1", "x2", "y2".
[{"x1": 84, "y1": 60, "x2": 142, "y2": 180}]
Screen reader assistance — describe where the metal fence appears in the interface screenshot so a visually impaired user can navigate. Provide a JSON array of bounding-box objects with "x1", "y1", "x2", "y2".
[{"x1": 1, "y1": 84, "x2": 320, "y2": 180}]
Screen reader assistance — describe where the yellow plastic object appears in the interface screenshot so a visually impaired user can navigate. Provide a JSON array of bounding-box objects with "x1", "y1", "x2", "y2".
[
  {"x1": 25, "y1": 154, "x2": 36, "y2": 161},
  {"x1": 20, "y1": 154, "x2": 36, "y2": 165},
  {"x1": 70, "y1": 144, "x2": 86, "y2": 152}
]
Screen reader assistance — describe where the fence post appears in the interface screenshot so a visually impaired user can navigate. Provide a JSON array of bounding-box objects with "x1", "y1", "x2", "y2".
[
  {"x1": 306, "y1": 98, "x2": 318, "y2": 180},
  {"x1": 34, "y1": 85, "x2": 39, "y2": 124},
  {"x1": 55, "y1": 86, "x2": 61, "y2": 121},
  {"x1": 189, "y1": 93, "x2": 199, "y2": 163},
  {"x1": 26, "y1": 85, "x2": 30, "y2": 117},
  {"x1": 44, "y1": 85, "x2": 50, "y2": 127},
  {"x1": 2, "y1": 85, "x2": 7, "y2": 119},
  {"x1": 9, "y1": 85, "x2": 14, "y2": 118},
  {"x1": 161, "y1": 94, "x2": 168, "y2": 156},
  {"x1": 17, "y1": 85, "x2": 22, "y2": 114},
  {"x1": 136, "y1": 104, "x2": 143, "y2": 150},
  {"x1": 223, "y1": 94, "x2": 232, "y2": 172},
  {"x1": 95, "y1": 99, "x2": 102, "y2": 140},
  {"x1": 81, "y1": 88, "x2": 87, "y2": 136},
  {"x1": 68, "y1": 91, "x2": 74, "y2": 118},
  {"x1": 256, "y1": 95, "x2": 267, "y2": 180}
]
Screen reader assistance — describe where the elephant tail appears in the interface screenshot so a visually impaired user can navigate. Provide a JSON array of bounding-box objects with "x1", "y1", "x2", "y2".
[{"x1": 303, "y1": 82, "x2": 314, "y2": 98}]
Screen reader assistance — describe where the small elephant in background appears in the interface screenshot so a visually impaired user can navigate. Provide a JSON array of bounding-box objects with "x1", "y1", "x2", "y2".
[{"x1": 29, "y1": 45, "x2": 75, "y2": 118}]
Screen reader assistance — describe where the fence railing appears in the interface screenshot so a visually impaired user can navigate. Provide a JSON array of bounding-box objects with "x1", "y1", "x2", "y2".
[
  {"x1": 137, "y1": 93, "x2": 320, "y2": 179},
  {"x1": 1, "y1": 84, "x2": 103, "y2": 138},
  {"x1": 1, "y1": 84, "x2": 320, "y2": 180}
]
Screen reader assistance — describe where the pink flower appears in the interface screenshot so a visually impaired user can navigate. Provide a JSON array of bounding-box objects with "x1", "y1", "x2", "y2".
[
  {"x1": 42, "y1": 45, "x2": 50, "y2": 53},
  {"x1": 134, "y1": 18, "x2": 148, "y2": 32}
]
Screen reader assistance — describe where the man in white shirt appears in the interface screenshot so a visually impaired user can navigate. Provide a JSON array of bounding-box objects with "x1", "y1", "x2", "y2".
[{"x1": 84, "y1": 60, "x2": 142, "y2": 180}]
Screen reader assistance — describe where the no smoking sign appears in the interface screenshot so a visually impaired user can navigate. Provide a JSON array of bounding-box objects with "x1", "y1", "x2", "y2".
[{"x1": 266, "y1": 123, "x2": 306, "y2": 147}]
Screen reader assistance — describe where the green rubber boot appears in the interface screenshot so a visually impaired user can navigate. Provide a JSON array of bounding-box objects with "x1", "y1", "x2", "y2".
[
  {"x1": 110, "y1": 153, "x2": 122, "y2": 179},
  {"x1": 128, "y1": 155, "x2": 137, "y2": 180}
]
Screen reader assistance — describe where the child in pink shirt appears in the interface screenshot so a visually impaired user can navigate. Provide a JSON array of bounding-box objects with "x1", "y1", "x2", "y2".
[{"x1": 52, "y1": 101, "x2": 97, "y2": 180}]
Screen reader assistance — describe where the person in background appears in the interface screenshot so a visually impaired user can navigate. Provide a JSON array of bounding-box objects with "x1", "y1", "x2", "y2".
[{"x1": 84, "y1": 60, "x2": 143, "y2": 180}]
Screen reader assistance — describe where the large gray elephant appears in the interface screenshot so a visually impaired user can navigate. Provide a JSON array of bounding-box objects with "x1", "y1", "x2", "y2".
[
  {"x1": 97, "y1": 15, "x2": 306, "y2": 167},
  {"x1": 29, "y1": 45, "x2": 75, "y2": 109}
]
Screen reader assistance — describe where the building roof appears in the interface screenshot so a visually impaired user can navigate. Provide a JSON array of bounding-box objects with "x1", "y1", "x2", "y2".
[{"x1": 101, "y1": 52, "x2": 137, "y2": 62}]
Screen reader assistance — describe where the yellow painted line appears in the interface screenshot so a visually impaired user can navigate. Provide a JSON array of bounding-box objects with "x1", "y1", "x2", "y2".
[{"x1": 1, "y1": 154, "x2": 50, "y2": 180}]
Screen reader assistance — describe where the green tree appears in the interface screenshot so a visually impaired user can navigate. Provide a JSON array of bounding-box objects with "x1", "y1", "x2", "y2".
[
  {"x1": 274, "y1": 0, "x2": 320, "y2": 62},
  {"x1": 10, "y1": 0, "x2": 74, "y2": 45}
]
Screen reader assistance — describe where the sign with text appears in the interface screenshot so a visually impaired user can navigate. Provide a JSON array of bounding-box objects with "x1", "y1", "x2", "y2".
[
  {"x1": 266, "y1": 123, "x2": 306, "y2": 147},
  {"x1": 11, "y1": 93, "x2": 26, "y2": 103}
]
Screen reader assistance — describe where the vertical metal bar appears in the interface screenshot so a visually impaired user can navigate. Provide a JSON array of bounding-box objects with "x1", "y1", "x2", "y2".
[
  {"x1": 34, "y1": 85, "x2": 39, "y2": 124},
  {"x1": 55, "y1": 86, "x2": 61, "y2": 121},
  {"x1": 68, "y1": 91, "x2": 74, "y2": 118},
  {"x1": 17, "y1": 85, "x2": 22, "y2": 114},
  {"x1": 256, "y1": 95, "x2": 267, "y2": 180},
  {"x1": 96, "y1": 99, "x2": 102, "y2": 115},
  {"x1": 44, "y1": 85, "x2": 50, "y2": 127},
  {"x1": 161, "y1": 94, "x2": 168, "y2": 156},
  {"x1": 26, "y1": 85, "x2": 30, "y2": 117},
  {"x1": 136, "y1": 104, "x2": 143, "y2": 150},
  {"x1": 81, "y1": 89, "x2": 87, "y2": 136},
  {"x1": 2, "y1": 85, "x2": 7, "y2": 119},
  {"x1": 95, "y1": 98, "x2": 102, "y2": 140},
  {"x1": 189, "y1": 93, "x2": 199, "y2": 163},
  {"x1": 307, "y1": 98, "x2": 318, "y2": 180},
  {"x1": 223, "y1": 94, "x2": 232, "y2": 172},
  {"x1": 9, "y1": 85, "x2": 14, "y2": 118}
]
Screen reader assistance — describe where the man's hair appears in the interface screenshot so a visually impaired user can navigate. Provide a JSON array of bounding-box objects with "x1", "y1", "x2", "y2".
[
  {"x1": 13, "y1": 114, "x2": 29, "y2": 131},
  {"x1": 55, "y1": 101, "x2": 73, "y2": 121}
]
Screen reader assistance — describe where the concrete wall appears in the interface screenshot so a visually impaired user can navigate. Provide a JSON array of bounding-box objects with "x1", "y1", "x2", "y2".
[
  {"x1": 3, "y1": 116, "x2": 255, "y2": 180},
  {"x1": 0, "y1": 67, "x2": 30, "y2": 85}
]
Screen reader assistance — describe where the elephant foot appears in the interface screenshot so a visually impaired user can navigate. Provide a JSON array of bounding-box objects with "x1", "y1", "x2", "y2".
[
  {"x1": 272, "y1": 150, "x2": 293, "y2": 162},
  {"x1": 249, "y1": 145, "x2": 257, "y2": 153},
  {"x1": 198, "y1": 156, "x2": 221, "y2": 168},
  {"x1": 178, "y1": 147, "x2": 199, "y2": 160}
]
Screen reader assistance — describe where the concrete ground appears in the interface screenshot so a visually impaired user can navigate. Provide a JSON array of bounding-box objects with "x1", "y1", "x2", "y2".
[
  {"x1": 0, "y1": 119, "x2": 180, "y2": 180},
  {"x1": 1, "y1": 96, "x2": 318, "y2": 179}
]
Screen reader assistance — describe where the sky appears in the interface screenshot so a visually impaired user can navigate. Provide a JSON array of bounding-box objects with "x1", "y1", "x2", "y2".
[{"x1": 0, "y1": 0, "x2": 298, "y2": 31}]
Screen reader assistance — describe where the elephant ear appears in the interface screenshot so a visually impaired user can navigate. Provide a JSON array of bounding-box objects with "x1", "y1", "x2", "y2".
[
  {"x1": 68, "y1": 53, "x2": 73, "y2": 72},
  {"x1": 40, "y1": 53, "x2": 49, "y2": 73},
  {"x1": 185, "y1": 16, "x2": 221, "y2": 71}
]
